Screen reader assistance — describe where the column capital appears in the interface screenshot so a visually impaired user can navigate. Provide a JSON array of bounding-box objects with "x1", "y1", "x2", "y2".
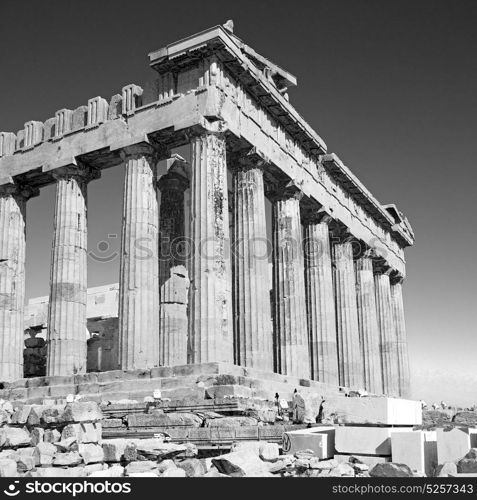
[
  {"x1": 0, "y1": 179, "x2": 39, "y2": 200},
  {"x1": 119, "y1": 141, "x2": 159, "y2": 161},
  {"x1": 229, "y1": 146, "x2": 271, "y2": 171},
  {"x1": 267, "y1": 180, "x2": 304, "y2": 202},
  {"x1": 51, "y1": 164, "x2": 101, "y2": 183},
  {"x1": 187, "y1": 118, "x2": 229, "y2": 139},
  {"x1": 301, "y1": 206, "x2": 334, "y2": 225},
  {"x1": 157, "y1": 171, "x2": 189, "y2": 192},
  {"x1": 373, "y1": 259, "x2": 393, "y2": 276}
]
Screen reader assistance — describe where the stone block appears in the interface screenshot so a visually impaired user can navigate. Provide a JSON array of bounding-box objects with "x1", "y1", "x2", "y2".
[
  {"x1": 31, "y1": 466, "x2": 86, "y2": 477},
  {"x1": 53, "y1": 451, "x2": 82, "y2": 466},
  {"x1": 0, "y1": 459, "x2": 18, "y2": 477},
  {"x1": 125, "y1": 461, "x2": 158, "y2": 475},
  {"x1": 0, "y1": 427, "x2": 31, "y2": 447},
  {"x1": 205, "y1": 416, "x2": 258, "y2": 428},
  {"x1": 322, "y1": 396, "x2": 422, "y2": 425},
  {"x1": 436, "y1": 427, "x2": 477, "y2": 464},
  {"x1": 335, "y1": 426, "x2": 414, "y2": 456},
  {"x1": 212, "y1": 450, "x2": 271, "y2": 477},
  {"x1": 292, "y1": 392, "x2": 323, "y2": 423},
  {"x1": 206, "y1": 385, "x2": 253, "y2": 399},
  {"x1": 282, "y1": 427, "x2": 335, "y2": 459},
  {"x1": 259, "y1": 443, "x2": 280, "y2": 462},
  {"x1": 161, "y1": 468, "x2": 186, "y2": 477},
  {"x1": 36, "y1": 442, "x2": 57, "y2": 465},
  {"x1": 391, "y1": 430, "x2": 437, "y2": 475},
  {"x1": 369, "y1": 463, "x2": 414, "y2": 477},
  {"x1": 30, "y1": 428, "x2": 44, "y2": 446},
  {"x1": 44, "y1": 429, "x2": 61, "y2": 443},
  {"x1": 61, "y1": 402, "x2": 102, "y2": 423},
  {"x1": 127, "y1": 411, "x2": 203, "y2": 428},
  {"x1": 334, "y1": 454, "x2": 390, "y2": 466},
  {"x1": 102, "y1": 439, "x2": 136, "y2": 462},
  {"x1": 78, "y1": 443, "x2": 104, "y2": 464},
  {"x1": 11, "y1": 404, "x2": 32, "y2": 424},
  {"x1": 176, "y1": 458, "x2": 206, "y2": 477},
  {"x1": 61, "y1": 423, "x2": 102, "y2": 443}
]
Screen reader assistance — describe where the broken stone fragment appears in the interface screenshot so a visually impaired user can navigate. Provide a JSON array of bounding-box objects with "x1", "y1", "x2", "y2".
[
  {"x1": 35, "y1": 442, "x2": 57, "y2": 466},
  {"x1": 53, "y1": 451, "x2": 82, "y2": 466},
  {"x1": 435, "y1": 462, "x2": 458, "y2": 477},
  {"x1": 61, "y1": 402, "x2": 102, "y2": 423},
  {"x1": 205, "y1": 416, "x2": 258, "y2": 427},
  {"x1": 0, "y1": 458, "x2": 18, "y2": 477},
  {"x1": 369, "y1": 463, "x2": 414, "y2": 477},
  {"x1": 212, "y1": 450, "x2": 272, "y2": 477},
  {"x1": 125, "y1": 460, "x2": 158, "y2": 476},
  {"x1": 259, "y1": 443, "x2": 280, "y2": 462},
  {"x1": 329, "y1": 462, "x2": 355, "y2": 477},
  {"x1": 78, "y1": 443, "x2": 104, "y2": 464},
  {"x1": 102, "y1": 439, "x2": 136, "y2": 462},
  {"x1": 176, "y1": 458, "x2": 207, "y2": 477},
  {"x1": 0, "y1": 427, "x2": 31, "y2": 447},
  {"x1": 161, "y1": 468, "x2": 187, "y2": 477},
  {"x1": 44, "y1": 429, "x2": 61, "y2": 443}
]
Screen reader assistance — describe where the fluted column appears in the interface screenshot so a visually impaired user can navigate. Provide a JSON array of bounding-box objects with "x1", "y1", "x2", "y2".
[
  {"x1": 189, "y1": 131, "x2": 233, "y2": 364},
  {"x1": 118, "y1": 143, "x2": 160, "y2": 370},
  {"x1": 231, "y1": 152, "x2": 273, "y2": 370},
  {"x1": 0, "y1": 182, "x2": 37, "y2": 382},
  {"x1": 303, "y1": 213, "x2": 339, "y2": 384},
  {"x1": 47, "y1": 165, "x2": 97, "y2": 376},
  {"x1": 375, "y1": 268, "x2": 399, "y2": 396},
  {"x1": 355, "y1": 253, "x2": 382, "y2": 394},
  {"x1": 158, "y1": 171, "x2": 189, "y2": 366},
  {"x1": 271, "y1": 188, "x2": 309, "y2": 378},
  {"x1": 391, "y1": 279, "x2": 411, "y2": 398},
  {"x1": 333, "y1": 238, "x2": 363, "y2": 389}
]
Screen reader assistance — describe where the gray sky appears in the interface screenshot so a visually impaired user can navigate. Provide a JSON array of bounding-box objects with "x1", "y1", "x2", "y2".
[{"x1": 1, "y1": 0, "x2": 476, "y2": 406}]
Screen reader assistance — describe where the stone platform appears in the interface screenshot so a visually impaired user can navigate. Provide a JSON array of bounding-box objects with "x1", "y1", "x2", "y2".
[{"x1": 0, "y1": 362, "x2": 345, "y2": 405}]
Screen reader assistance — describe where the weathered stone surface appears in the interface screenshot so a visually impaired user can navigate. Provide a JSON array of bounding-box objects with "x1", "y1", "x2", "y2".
[
  {"x1": 53, "y1": 451, "x2": 82, "y2": 466},
  {"x1": 436, "y1": 427, "x2": 477, "y2": 464},
  {"x1": 435, "y1": 462, "x2": 458, "y2": 477},
  {"x1": 283, "y1": 427, "x2": 335, "y2": 459},
  {"x1": 272, "y1": 190, "x2": 309, "y2": 378},
  {"x1": 0, "y1": 184, "x2": 33, "y2": 382},
  {"x1": 292, "y1": 392, "x2": 323, "y2": 423},
  {"x1": 176, "y1": 458, "x2": 207, "y2": 477},
  {"x1": 31, "y1": 466, "x2": 86, "y2": 477},
  {"x1": 355, "y1": 255, "x2": 382, "y2": 394},
  {"x1": 391, "y1": 430, "x2": 437, "y2": 476},
  {"x1": 118, "y1": 144, "x2": 160, "y2": 370},
  {"x1": 329, "y1": 462, "x2": 355, "y2": 477},
  {"x1": 369, "y1": 463, "x2": 414, "y2": 477},
  {"x1": 333, "y1": 240, "x2": 363, "y2": 389},
  {"x1": 454, "y1": 412, "x2": 477, "y2": 426},
  {"x1": 61, "y1": 402, "x2": 102, "y2": 423},
  {"x1": 205, "y1": 416, "x2": 258, "y2": 428},
  {"x1": 457, "y1": 449, "x2": 477, "y2": 473},
  {"x1": 375, "y1": 271, "x2": 399, "y2": 397},
  {"x1": 161, "y1": 468, "x2": 187, "y2": 477},
  {"x1": 189, "y1": 132, "x2": 233, "y2": 364},
  {"x1": 0, "y1": 427, "x2": 31, "y2": 447},
  {"x1": 78, "y1": 443, "x2": 104, "y2": 464},
  {"x1": 212, "y1": 450, "x2": 271, "y2": 477},
  {"x1": 47, "y1": 167, "x2": 92, "y2": 376},
  {"x1": 129, "y1": 411, "x2": 203, "y2": 428},
  {"x1": 125, "y1": 460, "x2": 158, "y2": 475},
  {"x1": 102, "y1": 439, "x2": 136, "y2": 462},
  {"x1": 335, "y1": 426, "x2": 413, "y2": 456},
  {"x1": 259, "y1": 443, "x2": 280, "y2": 462},
  {"x1": 0, "y1": 459, "x2": 18, "y2": 477},
  {"x1": 36, "y1": 442, "x2": 57, "y2": 465},
  {"x1": 322, "y1": 396, "x2": 422, "y2": 426},
  {"x1": 231, "y1": 156, "x2": 273, "y2": 371},
  {"x1": 303, "y1": 216, "x2": 339, "y2": 384}
]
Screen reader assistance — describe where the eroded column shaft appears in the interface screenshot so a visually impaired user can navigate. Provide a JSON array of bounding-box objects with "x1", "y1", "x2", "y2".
[
  {"x1": 0, "y1": 186, "x2": 30, "y2": 381},
  {"x1": 232, "y1": 162, "x2": 273, "y2": 370},
  {"x1": 47, "y1": 168, "x2": 91, "y2": 376},
  {"x1": 304, "y1": 219, "x2": 339, "y2": 384},
  {"x1": 391, "y1": 281, "x2": 411, "y2": 397},
  {"x1": 118, "y1": 144, "x2": 160, "y2": 370},
  {"x1": 355, "y1": 255, "x2": 382, "y2": 394},
  {"x1": 158, "y1": 173, "x2": 189, "y2": 366},
  {"x1": 333, "y1": 240, "x2": 364, "y2": 388},
  {"x1": 189, "y1": 132, "x2": 233, "y2": 364},
  {"x1": 272, "y1": 194, "x2": 309, "y2": 378},
  {"x1": 375, "y1": 271, "x2": 399, "y2": 396}
]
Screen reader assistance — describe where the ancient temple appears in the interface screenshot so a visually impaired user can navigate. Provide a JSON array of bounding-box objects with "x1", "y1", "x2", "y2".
[{"x1": 0, "y1": 23, "x2": 414, "y2": 398}]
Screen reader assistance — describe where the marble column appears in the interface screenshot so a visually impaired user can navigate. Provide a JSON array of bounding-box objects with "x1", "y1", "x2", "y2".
[
  {"x1": 272, "y1": 189, "x2": 309, "y2": 378},
  {"x1": 118, "y1": 143, "x2": 160, "y2": 370},
  {"x1": 303, "y1": 213, "x2": 339, "y2": 384},
  {"x1": 0, "y1": 182, "x2": 37, "y2": 382},
  {"x1": 391, "y1": 279, "x2": 411, "y2": 398},
  {"x1": 157, "y1": 171, "x2": 189, "y2": 366},
  {"x1": 333, "y1": 238, "x2": 364, "y2": 389},
  {"x1": 355, "y1": 253, "x2": 383, "y2": 394},
  {"x1": 375, "y1": 268, "x2": 399, "y2": 396},
  {"x1": 47, "y1": 165, "x2": 97, "y2": 376},
  {"x1": 231, "y1": 153, "x2": 273, "y2": 370},
  {"x1": 188, "y1": 131, "x2": 233, "y2": 364}
]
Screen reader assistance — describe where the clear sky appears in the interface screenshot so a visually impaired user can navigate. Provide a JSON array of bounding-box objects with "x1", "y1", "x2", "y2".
[{"x1": 1, "y1": 0, "x2": 476, "y2": 406}]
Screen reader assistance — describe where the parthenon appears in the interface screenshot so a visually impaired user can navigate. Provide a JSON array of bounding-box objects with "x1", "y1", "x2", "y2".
[{"x1": 0, "y1": 22, "x2": 414, "y2": 399}]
